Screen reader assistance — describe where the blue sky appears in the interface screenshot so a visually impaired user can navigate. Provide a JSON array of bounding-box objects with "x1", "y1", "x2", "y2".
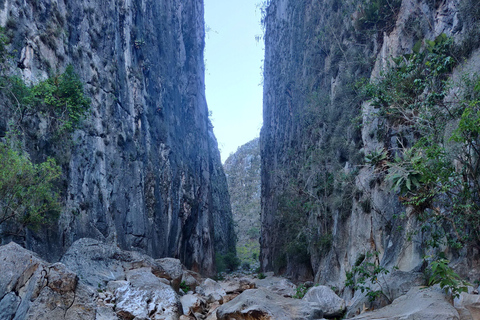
[{"x1": 204, "y1": 0, "x2": 264, "y2": 162}]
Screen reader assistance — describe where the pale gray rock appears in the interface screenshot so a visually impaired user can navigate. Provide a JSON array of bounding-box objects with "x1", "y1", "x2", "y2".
[
  {"x1": 220, "y1": 277, "x2": 256, "y2": 294},
  {"x1": 0, "y1": 242, "x2": 98, "y2": 320},
  {"x1": 180, "y1": 294, "x2": 207, "y2": 315},
  {"x1": 114, "y1": 268, "x2": 182, "y2": 320},
  {"x1": 0, "y1": 242, "x2": 48, "y2": 320},
  {"x1": 181, "y1": 270, "x2": 202, "y2": 292},
  {"x1": 454, "y1": 291, "x2": 480, "y2": 320},
  {"x1": 253, "y1": 276, "x2": 297, "y2": 297},
  {"x1": 351, "y1": 286, "x2": 460, "y2": 320},
  {"x1": 196, "y1": 278, "x2": 226, "y2": 303},
  {"x1": 0, "y1": 242, "x2": 45, "y2": 301},
  {"x1": 346, "y1": 271, "x2": 425, "y2": 318},
  {"x1": 95, "y1": 306, "x2": 119, "y2": 320},
  {"x1": 157, "y1": 257, "x2": 185, "y2": 291},
  {"x1": 61, "y1": 238, "x2": 168, "y2": 287},
  {"x1": 0, "y1": 292, "x2": 21, "y2": 320},
  {"x1": 303, "y1": 285, "x2": 346, "y2": 318},
  {"x1": 25, "y1": 283, "x2": 97, "y2": 320},
  {"x1": 216, "y1": 288, "x2": 323, "y2": 320}
]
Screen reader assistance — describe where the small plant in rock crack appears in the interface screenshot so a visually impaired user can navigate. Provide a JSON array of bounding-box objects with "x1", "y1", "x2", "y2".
[
  {"x1": 365, "y1": 148, "x2": 388, "y2": 169},
  {"x1": 180, "y1": 281, "x2": 191, "y2": 293},
  {"x1": 293, "y1": 284, "x2": 309, "y2": 299},
  {"x1": 345, "y1": 251, "x2": 395, "y2": 303}
]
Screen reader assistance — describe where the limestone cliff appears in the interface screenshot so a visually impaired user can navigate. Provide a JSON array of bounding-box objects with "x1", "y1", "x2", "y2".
[
  {"x1": 260, "y1": 0, "x2": 480, "y2": 285},
  {"x1": 0, "y1": 0, "x2": 235, "y2": 275},
  {"x1": 224, "y1": 138, "x2": 261, "y2": 268}
]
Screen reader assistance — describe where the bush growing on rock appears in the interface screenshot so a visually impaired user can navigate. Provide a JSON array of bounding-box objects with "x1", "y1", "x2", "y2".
[
  {"x1": 0, "y1": 141, "x2": 61, "y2": 232},
  {"x1": 216, "y1": 251, "x2": 240, "y2": 273}
]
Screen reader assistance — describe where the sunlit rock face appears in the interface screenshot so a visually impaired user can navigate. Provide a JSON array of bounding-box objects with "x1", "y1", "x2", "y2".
[
  {"x1": 223, "y1": 138, "x2": 261, "y2": 269},
  {"x1": 0, "y1": 0, "x2": 235, "y2": 275},
  {"x1": 260, "y1": 0, "x2": 480, "y2": 284}
]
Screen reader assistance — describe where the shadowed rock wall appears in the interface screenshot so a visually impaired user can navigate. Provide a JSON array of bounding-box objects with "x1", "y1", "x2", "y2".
[{"x1": 0, "y1": 0, "x2": 235, "y2": 275}]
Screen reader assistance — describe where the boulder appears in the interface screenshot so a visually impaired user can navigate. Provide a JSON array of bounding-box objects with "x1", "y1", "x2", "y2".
[
  {"x1": 351, "y1": 286, "x2": 460, "y2": 320},
  {"x1": 182, "y1": 270, "x2": 202, "y2": 291},
  {"x1": 196, "y1": 278, "x2": 227, "y2": 303},
  {"x1": 180, "y1": 293, "x2": 207, "y2": 315},
  {"x1": 114, "y1": 268, "x2": 182, "y2": 320},
  {"x1": 220, "y1": 277, "x2": 256, "y2": 294},
  {"x1": 345, "y1": 271, "x2": 425, "y2": 317},
  {"x1": 0, "y1": 242, "x2": 45, "y2": 302},
  {"x1": 303, "y1": 286, "x2": 346, "y2": 318},
  {"x1": 46, "y1": 263, "x2": 78, "y2": 294},
  {"x1": 253, "y1": 276, "x2": 297, "y2": 297},
  {"x1": 25, "y1": 283, "x2": 97, "y2": 320},
  {"x1": 216, "y1": 288, "x2": 324, "y2": 320},
  {"x1": 61, "y1": 238, "x2": 168, "y2": 287},
  {"x1": 454, "y1": 291, "x2": 480, "y2": 320},
  {"x1": 0, "y1": 292, "x2": 21, "y2": 320},
  {"x1": 0, "y1": 242, "x2": 97, "y2": 320},
  {"x1": 157, "y1": 257, "x2": 185, "y2": 291}
]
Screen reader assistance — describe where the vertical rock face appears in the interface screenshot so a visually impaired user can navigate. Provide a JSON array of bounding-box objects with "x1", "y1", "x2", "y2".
[
  {"x1": 223, "y1": 138, "x2": 261, "y2": 267},
  {"x1": 0, "y1": 0, "x2": 234, "y2": 275},
  {"x1": 261, "y1": 0, "x2": 480, "y2": 284}
]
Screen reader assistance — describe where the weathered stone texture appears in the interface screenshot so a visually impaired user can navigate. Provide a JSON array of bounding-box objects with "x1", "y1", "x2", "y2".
[
  {"x1": 0, "y1": 0, "x2": 234, "y2": 275},
  {"x1": 260, "y1": 0, "x2": 480, "y2": 285}
]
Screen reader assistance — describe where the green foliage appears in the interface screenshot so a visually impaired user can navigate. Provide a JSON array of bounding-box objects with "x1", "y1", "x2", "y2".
[
  {"x1": 0, "y1": 27, "x2": 9, "y2": 67},
  {"x1": 7, "y1": 65, "x2": 91, "y2": 134},
  {"x1": 426, "y1": 256, "x2": 469, "y2": 298},
  {"x1": 362, "y1": 34, "x2": 455, "y2": 125},
  {"x1": 180, "y1": 281, "x2": 191, "y2": 293},
  {"x1": 216, "y1": 251, "x2": 240, "y2": 273},
  {"x1": 362, "y1": 34, "x2": 480, "y2": 249},
  {"x1": 345, "y1": 251, "x2": 393, "y2": 303},
  {"x1": 0, "y1": 28, "x2": 90, "y2": 234},
  {"x1": 386, "y1": 148, "x2": 423, "y2": 194},
  {"x1": 355, "y1": 0, "x2": 402, "y2": 34},
  {"x1": 237, "y1": 240, "x2": 260, "y2": 268},
  {"x1": 293, "y1": 283, "x2": 309, "y2": 299},
  {"x1": 257, "y1": 272, "x2": 266, "y2": 279},
  {"x1": 365, "y1": 148, "x2": 388, "y2": 168},
  {"x1": 0, "y1": 141, "x2": 61, "y2": 231}
]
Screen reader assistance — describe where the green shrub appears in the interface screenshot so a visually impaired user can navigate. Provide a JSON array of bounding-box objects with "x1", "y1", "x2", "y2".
[
  {"x1": 362, "y1": 33, "x2": 480, "y2": 249},
  {"x1": 345, "y1": 251, "x2": 394, "y2": 303},
  {"x1": 12, "y1": 65, "x2": 91, "y2": 134},
  {"x1": 0, "y1": 142, "x2": 61, "y2": 231},
  {"x1": 293, "y1": 283, "x2": 309, "y2": 299},
  {"x1": 354, "y1": 0, "x2": 402, "y2": 34},
  {"x1": 216, "y1": 251, "x2": 240, "y2": 273},
  {"x1": 425, "y1": 256, "x2": 469, "y2": 298}
]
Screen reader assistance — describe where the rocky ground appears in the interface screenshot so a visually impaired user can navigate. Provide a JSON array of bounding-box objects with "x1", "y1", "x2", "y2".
[{"x1": 1, "y1": 239, "x2": 479, "y2": 320}]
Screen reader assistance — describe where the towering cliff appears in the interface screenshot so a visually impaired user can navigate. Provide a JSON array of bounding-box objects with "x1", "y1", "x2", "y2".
[
  {"x1": 0, "y1": 0, "x2": 235, "y2": 275},
  {"x1": 261, "y1": 0, "x2": 480, "y2": 285}
]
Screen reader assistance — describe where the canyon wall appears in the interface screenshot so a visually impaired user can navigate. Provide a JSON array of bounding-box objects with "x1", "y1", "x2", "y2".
[
  {"x1": 261, "y1": 0, "x2": 480, "y2": 285},
  {"x1": 0, "y1": 0, "x2": 235, "y2": 275},
  {"x1": 224, "y1": 138, "x2": 261, "y2": 269}
]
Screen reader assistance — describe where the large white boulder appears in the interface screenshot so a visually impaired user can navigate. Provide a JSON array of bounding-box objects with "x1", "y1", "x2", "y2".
[
  {"x1": 114, "y1": 268, "x2": 182, "y2": 320},
  {"x1": 351, "y1": 286, "x2": 460, "y2": 320},
  {"x1": 216, "y1": 288, "x2": 323, "y2": 320},
  {"x1": 303, "y1": 285, "x2": 345, "y2": 318}
]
